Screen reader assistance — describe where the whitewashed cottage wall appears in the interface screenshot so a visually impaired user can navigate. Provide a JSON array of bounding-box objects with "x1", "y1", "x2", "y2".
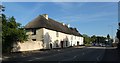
[{"x1": 12, "y1": 14, "x2": 84, "y2": 52}]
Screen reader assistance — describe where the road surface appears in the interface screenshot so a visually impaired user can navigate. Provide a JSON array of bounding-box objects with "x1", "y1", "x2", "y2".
[{"x1": 2, "y1": 46, "x2": 120, "y2": 63}]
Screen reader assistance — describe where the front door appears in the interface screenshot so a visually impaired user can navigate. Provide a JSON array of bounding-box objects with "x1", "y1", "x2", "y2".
[
  {"x1": 61, "y1": 41, "x2": 64, "y2": 48},
  {"x1": 77, "y1": 41, "x2": 79, "y2": 46},
  {"x1": 50, "y1": 43, "x2": 52, "y2": 49}
]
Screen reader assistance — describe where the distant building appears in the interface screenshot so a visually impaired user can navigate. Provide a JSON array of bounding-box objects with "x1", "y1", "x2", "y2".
[{"x1": 12, "y1": 14, "x2": 84, "y2": 52}]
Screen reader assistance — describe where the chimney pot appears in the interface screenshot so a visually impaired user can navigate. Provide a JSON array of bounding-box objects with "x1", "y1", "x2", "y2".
[{"x1": 42, "y1": 14, "x2": 48, "y2": 20}]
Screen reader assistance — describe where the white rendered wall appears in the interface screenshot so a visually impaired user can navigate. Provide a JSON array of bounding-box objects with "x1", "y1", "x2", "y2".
[
  {"x1": 12, "y1": 41, "x2": 43, "y2": 52},
  {"x1": 12, "y1": 28, "x2": 84, "y2": 52},
  {"x1": 43, "y1": 28, "x2": 84, "y2": 49}
]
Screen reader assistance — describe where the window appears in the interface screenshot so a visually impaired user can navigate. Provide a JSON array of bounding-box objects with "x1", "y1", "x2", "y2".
[
  {"x1": 71, "y1": 41, "x2": 72, "y2": 46},
  {"x1": 32, "y1": 39, "x2": 36, "y2": 41},
  {"x1": 32, "y1": 29, "x2": 36, "y2": 35},
  {"x1": 71, "y1": 36, "x2": 73, "y2": 40},
  {"x1": 66, "y1": 41, "x2": 68, "y2": 47},
  {"x1": 26, "y1": 29, "x2": 30, "y2": 32},
  {"x1": 55, "y1": 40, "x2": 59, "y2": 47},
  {"x1": 56, "y1": 32, "x2": 59, "y2": 37}
]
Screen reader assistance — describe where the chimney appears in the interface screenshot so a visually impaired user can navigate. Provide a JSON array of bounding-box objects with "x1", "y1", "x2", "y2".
[
  {"x1": 42, "y1": 14, "x2": 48, "y2": 20},
  {"x1": 61, "y1": 22, "x2": 65, "y2": 26},
  {"x1": 66, "y1": 24, "x2": 70, "y2": 28}
]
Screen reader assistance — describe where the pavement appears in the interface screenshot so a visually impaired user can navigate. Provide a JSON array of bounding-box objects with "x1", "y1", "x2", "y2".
[
  {"x1": 2, "y1": 46, "x2": 120, "y2": 63},
  {"x1": 2, "y1": 46, "x2": 85, "y2": 61}
]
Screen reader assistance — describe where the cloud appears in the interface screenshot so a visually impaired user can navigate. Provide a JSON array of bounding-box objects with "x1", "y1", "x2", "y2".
[
  {"x1": 55, "y1": 11, "x2": 117, "y2": 24},
  {"x1": 52, "y1": 2, "x2": 117, "y2": 24},
  {"x1": 53, "y1": 2, "x2": 85, "y2": 12}
]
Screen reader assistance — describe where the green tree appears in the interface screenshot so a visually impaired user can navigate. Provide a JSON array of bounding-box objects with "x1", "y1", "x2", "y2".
[
  {"x1": 91, "y1": 35, "x2": 96, "y2": 43},
  {"x1": 107, "y1": 34, "x2": 111, "y2": 45},
  {"x1": 107, "y1": 34, "x2": 110, "y2": 39},
  {"x1": 82, "y1": 34, "x2": 91, "y2": 44},
  {"x1": 2, "y1": 14, "x2": 28, "y2": 53},
  {"x1": 117, "y1": 29, "x2": 120, "y2": 49}
]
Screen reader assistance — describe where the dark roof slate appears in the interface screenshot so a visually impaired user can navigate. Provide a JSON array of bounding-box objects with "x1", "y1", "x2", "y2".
[{"x1": 25, "y1": 15, "x2": 82, "y2": 37}]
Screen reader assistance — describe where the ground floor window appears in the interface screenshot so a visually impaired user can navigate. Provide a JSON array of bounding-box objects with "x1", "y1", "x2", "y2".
[
  {"x1": 32, "y1": 39, "x2": 36, "y2": 41},
  {"x1": 66, "y1": 41, "x2": 68, "y2": 47},
  {"x1": 56, "y1": 43, "x2": 59, "y2": 47},
  {"x1": 55, "y1": 40, "x2": 59, "y2": 47}
]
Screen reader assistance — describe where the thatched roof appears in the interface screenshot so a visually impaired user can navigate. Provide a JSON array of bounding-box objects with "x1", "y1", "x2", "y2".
[{"x1": 25, "y1": 14, "x2": 82, "y2": 37}]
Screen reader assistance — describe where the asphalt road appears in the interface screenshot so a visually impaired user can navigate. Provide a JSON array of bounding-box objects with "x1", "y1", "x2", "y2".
[{"x1": 2, "y1": 46, "x2": 120, "y2": 63}]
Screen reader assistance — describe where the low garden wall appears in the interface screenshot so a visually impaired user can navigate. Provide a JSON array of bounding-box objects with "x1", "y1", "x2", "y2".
[{"x1": 12, "y1": 41, "x2": 43, "y2": 52}]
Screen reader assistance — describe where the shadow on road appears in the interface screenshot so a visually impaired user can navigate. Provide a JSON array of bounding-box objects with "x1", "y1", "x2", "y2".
[
  {"x1": 101, "y1": 47, "x2": 120, "y2": 62},
  {"x1": 2, "y1": 46, "x2": 120, "y2": 63}
]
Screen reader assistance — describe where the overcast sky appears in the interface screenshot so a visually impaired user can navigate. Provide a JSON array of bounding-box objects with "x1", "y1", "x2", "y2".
[{"x1": 3, "y1": 2, "x2": 118, "y2": 38}]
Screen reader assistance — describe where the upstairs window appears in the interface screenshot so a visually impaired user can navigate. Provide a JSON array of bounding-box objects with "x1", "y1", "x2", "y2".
[
  {"x1": 56, "y1": 32, "x2": 59, "y2": 37},
  {"x1": 26, "y1": 29, "x2": 30, "y2": 32},
  {"x1": 71, "y1": 36, "x2": 73, "y2": 40},
  {"x1": 32, "y1": 29, "x2": 36, "y2": 35}
]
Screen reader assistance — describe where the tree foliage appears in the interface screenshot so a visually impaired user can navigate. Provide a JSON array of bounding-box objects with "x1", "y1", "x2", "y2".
[
  {"x1": 117, "y1": 29, "x2": 120, "y2": 40},
  {"x1": 91, "y1": 35, "x2": 96, "y2": 43},
  {"x1": 82, "y1": 34, "x2": 107, "y2": 46},
  {"x1": 82, "y1": 34, "x2": 91, "y2": 44},
  {"x1": 117, "y1": 29, "x2": 120, "y2": 49},
  {"x1": 2, "y1": 14, "x2": 28, "y2": 53},
  {"x1": 107, "y1": 34, "x2": 110, "y2": 39}
]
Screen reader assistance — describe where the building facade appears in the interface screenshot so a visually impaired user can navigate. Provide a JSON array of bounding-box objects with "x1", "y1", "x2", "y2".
[{"x1": 12, "y1": 14, "x2": 83, "y2": 52}]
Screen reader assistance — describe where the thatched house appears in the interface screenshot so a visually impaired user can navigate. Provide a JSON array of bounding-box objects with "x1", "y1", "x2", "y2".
[{"x1": 12, "y1": 14, "x2": 83, "y2": 52}]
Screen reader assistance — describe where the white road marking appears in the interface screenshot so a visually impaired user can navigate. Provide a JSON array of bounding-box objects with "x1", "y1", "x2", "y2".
[
  {"x1": 27, "y1": 57, "x2": 44, "y2": 61},
  {"x1": 96, "y1": 49, "x2": 105, "y2": 61},
  {"x1": 73, "y1": 56, "x2": 77, "y2": 58},
  {"x1": 61, "y1": 55, "x2": 77, "y2": 61},
  {"x1": 97, "y1": 55, "x2": 102, "y2": 61},
  {"x1": 97, "y1": 57, "x2": 100, "y2": 61},
  {"x1": 82, "y1": 52, "x2": 85, "y2": 55}
]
